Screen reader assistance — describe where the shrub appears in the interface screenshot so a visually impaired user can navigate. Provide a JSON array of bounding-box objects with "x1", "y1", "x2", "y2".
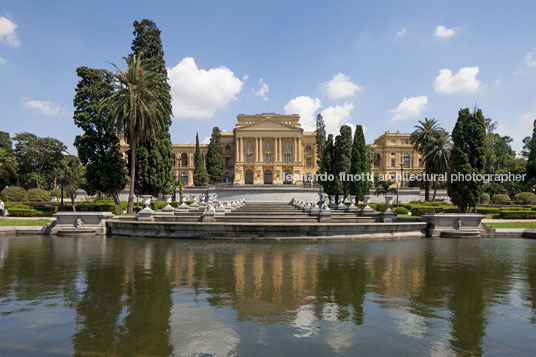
[
  {"x1": 369, "y1": 202, "x2": 387, "y2": 212},
  {"x1": 94, "y1": 195, "x2": 114, "y2": 204},
  {"x1": 0, "y1": 186, "x2": 28, "y2": 202},
  {"x1": 49, "y1": 188, "x2": 67, "y2": 198},
  {"x1": 151, "y1": 201, "x2": 167, "y2": 211},
  {"x1": 480, "y1": 193, "x2": 490, "y2": 204},
  {"x1": 411, "y1": 205, "x2": 443, "y2": 216},
  {"x1": 441, "y1": 206, "x2": 459, "y2": 213},
  {"x1": 394, "y1": 207, "x2": 409, "y2": 215},
  {"x1": 492, "y1": 194, "x2": 511, "y2": 205},
  {"x1": 514, "y1": 192, "x2": 536, "y2": 205},
  {"x1": 27, "y1": 188, "x2": 50, "y2": 202},
  {"x1": 8, "y1": 207, "x2": 38, "y2": 217},
  {"x1": 499, "y1": 210, "x2": 536, "y2": 219},
  {"x1": 476, "y1": 207, "x2": 500, "y2": 215}
]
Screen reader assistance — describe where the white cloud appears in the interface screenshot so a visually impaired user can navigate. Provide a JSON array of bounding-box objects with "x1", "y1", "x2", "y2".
[
  {"x1": 320, "y1": 73, "x2": 362, "y2": 100},
  {"x1": 201, "y1": 136, "x2": 210, "y2": 144},
  {"x1": 321, "y1": 102, "x2": 355, "y2": 135},
  {"x1": 433, "y1": 66, "x2": 481, "y2": 94},
  {"x1": 0, "y1": 16, "x2": 20, "y2": 46},
  {"x1": 391, "y1": 96, "x2": 428, "y2": 120},
  {"x1": 253, "y1": 78, "x2": 269, "y2": 101},
  {"x1": 434, "y1": 25, "x2": 455, "y2": 38},
  {"x1": 0, "y1": 57, "x2": 6, "y2": 65},
  {"x1": 497, "y1": 113, "x2": 534, "y2": 152},
  {"x1": 525, "y1": 49, "x2": 536, "y2": 67},
  {"x1": 284, "y1": 96, "x2": 322, "y2": 131},
  {"x1": 396, "y1": 28, "x2": 407, "y2": 37},
  {"x1": 20, "y1": 97, "x2": 67, "y2": 115},
  {"x1": 168, "y1": 57, "x2": 243, "y2": 118}
]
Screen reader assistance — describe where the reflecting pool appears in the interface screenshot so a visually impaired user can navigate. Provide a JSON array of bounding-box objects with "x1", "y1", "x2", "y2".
[{"x1": 1, "y1": 236, "x2": 536, "y2": 356}]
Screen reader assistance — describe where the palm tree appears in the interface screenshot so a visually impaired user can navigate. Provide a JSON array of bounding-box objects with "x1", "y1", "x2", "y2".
[
  {"x1": 410, "y1": 118, "x2": 442, "y2": 200},
  {"x1": 424, "y1": 129, "x2": 451, "y2": 200},
  {"x1": 102, "y1": 53, "x2": 171, "y2": 213}
]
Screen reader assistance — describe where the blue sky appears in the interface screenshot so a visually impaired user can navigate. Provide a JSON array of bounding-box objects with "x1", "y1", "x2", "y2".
[{"x1": 1, "y1": 0, "x2": 535, "y2": 154}]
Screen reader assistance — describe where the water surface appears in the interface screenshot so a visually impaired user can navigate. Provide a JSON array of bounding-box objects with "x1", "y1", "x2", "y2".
[{"x1": 1, "y1": 236, "x2": 536, "y2": 356}]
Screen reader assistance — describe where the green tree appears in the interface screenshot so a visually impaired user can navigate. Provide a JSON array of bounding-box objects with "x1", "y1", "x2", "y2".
[
  {"x1": 320, "y1": 134, "x2": 336, "y2": 201},
  {"x1": 206, "y1": 127, "x2": 223, "y2": 183},
  {"x1": 0, "y1": 148, "x2": 17, "y2": 191},
  {"x1": 526, "y1": 119, "x2": 536, "y2": 184},
  {"x1": 63, "y1": 155, "x2": 86, "y2": 211},
  {"x1": 129, "y1": 19, "x2": 174, "y2": 197},
  {"x1": 447, "y1": 108, "x2": 486, "y2": 212},
  {"x1": 424, "y1": 129, "x2": 451, "y2": 200},
  {"x1": 73, "y1": 66, "x2": 127, "y2": 203},
  {"x1": 13, "y1": 133, "x2": 67, "y2": 189},
  {"x1": 315, "y1": 114, "x2": 326, "y2": 168},
  {"x1": 193, "y1": 133, "x2": 209, "y2": 186},
  {"x1": 349, "y1": 125, "x2": 370, "y2": 203},
  {"x1": 0, "y1": 131, "x2": 12, "y2": 153},
  {"x1": 333, "y1": 125, "x2": 353, "y2": 202},
  {"x1": 102, "y1": 53, "x2": 172, "y2": 214},
  {"x1": 410, "y1": 117, "x2": 441, "y2": 201}
]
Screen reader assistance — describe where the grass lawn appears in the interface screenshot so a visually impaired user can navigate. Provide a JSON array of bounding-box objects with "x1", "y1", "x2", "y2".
[
  {"x1": 0, "y1": 219, "x2": 53, "y2": 226},
  {"x1": 488, "y1": 222, "x2": 536, "y2": 229}
]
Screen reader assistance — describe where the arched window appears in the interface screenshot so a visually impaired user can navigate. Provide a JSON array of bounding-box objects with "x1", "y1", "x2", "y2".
[
  {"x1": 283, "y1": 170, "x2": 292, "y2": 184},
  {"x1": 225, "y1": 145, "x2": 231, "y2": 151},
  {"x1": 181, "y1": 153, "x2": 188, "y2": 167},
  {"x1": 305, "y1": 145, "x2": 312, "y2": 152},
  {"x1": 246, "y1": 142, "x2": 253, "y2": 163},
  {"x1": 284, "y1": 141, "x2": 291, "y2": 163},
  {"x1": 264, "y1": 170, "x2": 272, "y2": 184},
  {"x1": 403, "y1": 153, "x2": 410, "y2": 167},
  {"x1": 245, "y1": 170, "x2": 253, "y2": 184},
  {"x1": 265, "y1": 141, "x2": 272, "y2": 163}
]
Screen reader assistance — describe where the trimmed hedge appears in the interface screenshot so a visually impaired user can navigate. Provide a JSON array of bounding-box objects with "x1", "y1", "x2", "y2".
[
  {"x1": 411, "y1": 205, "x2": 443, "y2": 216},
  {"x1": 369, "y1": 202, "x2": 387, "y2": 212},
  {"x1": 515, "y1": 192, "x2": 536, "y2": 205},
  {"x1": 492, "y1": 194, "x2": 511, "y2": 204},
  {"x1": 27, "y1": 188, "x2": 50, "y2": 202},
  {"x1": 476, "y1": 207, "x2": 500, "y2": 215},
  {"x1": 394, "y1": 207, "x2": 409, "y2": 215},
  {"x1": 8, "y1": 207, "x2": 38, "y2": 217},
  {"x1": 480, "y1": 193, "x2": 490, "y2": 204},
  {"x1": 499, "y1": 210, "x2": 536, "y2": 219},
  {"x1": 441, "y1": 206, "x2": 459, "y2": 213},
  {"x1": 1, "y1": 187, "x2": 28, "y2": 202}
]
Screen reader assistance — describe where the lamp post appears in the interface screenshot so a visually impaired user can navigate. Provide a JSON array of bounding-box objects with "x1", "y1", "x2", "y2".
[
  {"x1": 398, "y1": 162, "x2": 405, "y2": 207},
  {"x1": 172, "y1": 172, "x2": 177, "y2": 202}
]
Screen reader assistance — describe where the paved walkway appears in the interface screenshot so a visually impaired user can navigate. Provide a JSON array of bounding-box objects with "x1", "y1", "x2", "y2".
[
  {"x1": 0, "y1": 217, "x2": 55, "y2": 220},
  {"x1": 482, "y1": 219, "x2": 536, "y2": 223}
]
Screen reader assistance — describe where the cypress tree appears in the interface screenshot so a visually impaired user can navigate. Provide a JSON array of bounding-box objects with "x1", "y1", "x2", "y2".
[
  {"x1": 206, "y1": 127, "x2": 223, "y2": 183},
  {"x1": 315, "y1": 114, "x2": 326, "y2": 168},
  {"x1": 447, "y1": 108, "x2": 486, "y2": 212},
  {"x1": 73, "y1": 67, "x2": 127, "y2": 203},
  {"x1": 333, "y1": 125, "x2": 353, "y2": 202},
  {"x1": 129, "y1": 19, "x2": 174, "y2": 196},
  {"x1": 349, "y1": 125, "x2": 370, "y2": 204},
  {"x1": 193, "y1": 133, "x2": 209, "y2": 186},
  {"x1": 321, "y1": 134, "x2": 336, "y2": 200}
]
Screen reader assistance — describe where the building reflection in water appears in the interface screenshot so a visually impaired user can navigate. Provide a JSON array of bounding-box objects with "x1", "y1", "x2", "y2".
[{"x1": 0, "y1": 237, "x2": 535, "y2": 356}]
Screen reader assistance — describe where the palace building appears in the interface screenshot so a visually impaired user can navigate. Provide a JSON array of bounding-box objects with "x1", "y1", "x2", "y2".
[{"x1": 122, "y1": 113, "x2": 423, "y2": 187}]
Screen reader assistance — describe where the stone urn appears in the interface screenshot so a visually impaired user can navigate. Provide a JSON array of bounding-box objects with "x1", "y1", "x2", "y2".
[
  {"x1": 384, "y1": 195, "x2": 395, "y2": 213},
  {"x1": 361, "y1": 195, "x2": 374, "y2": 214},
  {"x1": 138, "y1": 195, "x2": 154, "y2": 221},
  {"x1": 141, "y1": 195, "x2": 153, "y2": 209},
  {"x1": 162, "y1": 194, "x2": 174, "y2": 212}
]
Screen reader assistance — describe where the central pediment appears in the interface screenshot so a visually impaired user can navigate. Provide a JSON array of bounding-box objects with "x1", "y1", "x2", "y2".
[{"x1": 235, "y1": 118, "x2": 302, "y2": 132}]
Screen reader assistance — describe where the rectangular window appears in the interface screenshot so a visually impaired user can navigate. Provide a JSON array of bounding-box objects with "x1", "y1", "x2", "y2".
[
  {"x1": 401, "y1": 139, "x2": 404, "y2": 144},
  {"x1": 285, "y1": 153, "x2": 291, "y2": 163},
  {"x1": 405, "y1": 139, "x2": 409, "y2": 145},
  {"x1": 419, "y1": 158, "x2": 423, "y2": 167},
  {"x1": 246, "y1": 153, "x2": 252, "y2": 163},
  {"x1": 225, "y1": 157, "x2": 231, "y2": 167},
  {"x1": 391, "y1": 158, "x2": 396, "y2": 166},
  {"x1": 266, "y1": 153, "x2": 271, "y2": 163},
  {"x1": 306, "y1": 158, "x2": 312, "y2": 167}
]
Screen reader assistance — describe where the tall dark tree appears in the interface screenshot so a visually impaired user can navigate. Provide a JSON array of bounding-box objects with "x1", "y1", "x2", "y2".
[
  {"x1": 129, "y1": 19, "x2": 174, "y2": 196},
  {"x1": 447, "y1": 108, "x2": 486, "y2": 212},
  {"x1": 206, "y1": 127, "x2": 223, "y2": 183},
  {"x1": 73, "y1": 67, "x2": 127, "y2": 203},
  {"x1": 0, "y1": 148, "x2": 17, "y2": 191},
  {"x1": 333, "y1": 125, "x2": 353, "y2": 202},
  {"x1": 526, "y1": 119, "x2": 536, "y2": 184},
  {"x1": 315, "y1": 114, "x2": 326, "y2": 168},
  {"x1": 13, "y1": 132, "x2": 66, "y2": 189},
  {"x1": 193, "y1": 133, "x2": 209, "y2": 186},
  {"x1": 320, "y1": 134, "x2": 335, "y2": 200},
  {"x1": 349, "y1": 125, "x2": 370, "y2": 203},
  {"x1": 102, "y1": 54, "x2": 171, "y2": 213}
]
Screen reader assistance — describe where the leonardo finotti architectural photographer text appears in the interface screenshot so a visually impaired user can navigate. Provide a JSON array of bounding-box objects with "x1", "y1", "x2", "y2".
[{"x1": 291, "y1": 172, "x2": 527, "y2": 183}]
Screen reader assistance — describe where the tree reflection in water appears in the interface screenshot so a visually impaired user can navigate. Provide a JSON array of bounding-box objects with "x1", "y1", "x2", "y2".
[{"x1": 0, "y1": 237, "x2": 535, "y2": 356}]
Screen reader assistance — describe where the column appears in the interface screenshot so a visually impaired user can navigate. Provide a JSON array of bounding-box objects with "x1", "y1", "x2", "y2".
[
  {"x1": 294, "y1": 138, "x2": 298, "y2": 162},
  {"x1": 298, "y1": 137, "x2": 302, "y2": 165},
  {"x1": 235, "y1": 137, "x2": 239, "y2": 162},
  {"x1": 276, "y1": 137, "x2": 280, "y2": 163},
  {"x1": 260, "y1": 137, "x2": 263, "y2": 163},
  {"x1": 255, "y1": 137, "x2": 259, "y2": 162}
]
